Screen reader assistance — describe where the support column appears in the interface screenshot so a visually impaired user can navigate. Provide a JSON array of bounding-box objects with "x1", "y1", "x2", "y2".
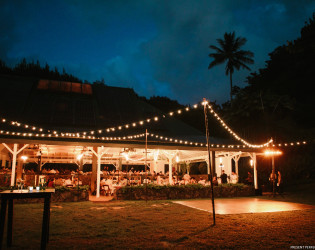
[
  {"x1": 168, "y1": 159, "x2": 173, "y2": 185},
  {"x1": 206, "y1": 158, "x2": 210, "y2": 175},
  {"x1": 1, "y1": 155, "x2": 6, "y2": 168},
  {"x1": 2, "y1": 143, "x2": 28, "y2": 186},
  {"x1": 210, "y1": 151, "x2": 216, "y2": 177},
  {"x1": 253, "y1": 153, "x2": 258, "y2": 190},
  {"x1": 96, "y1": 147, "x2": 101, "y2": 197},
  {"x1": 91, "y1": 147, "x2": 97, "y2": 194},
  {"x1": 11, "y1": 144, "x2": 17, "y2": 186},
  {"x1": 150, "y1": 161, "x2": 156, "y2": 174},
  {"x1": 90, "y1": 147, "x2": 108, "y2": 198},
  {"x1": 16, "y1": 159, "x2": 23, "y2": 180},
  {"x1": 118, "y1": 158, "x2": 122, "y2": 171}
]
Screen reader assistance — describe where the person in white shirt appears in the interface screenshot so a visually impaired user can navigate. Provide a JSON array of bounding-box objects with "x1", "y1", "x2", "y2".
[
  {"x1": 183, "y1": 173, "x2": 191, "y2": 185},
  {"x1": 198, "y1": 177, "x2": 206, "y2": 185},
  {"x1": 105, "y1": 178, "x2": 114, "y2": 195},
  {"x1": 64, "y1": 178, "x2": 72, "y2": 186},
  {"x1": 230, "y1": 172, "x2": 238, "y2": 184}
]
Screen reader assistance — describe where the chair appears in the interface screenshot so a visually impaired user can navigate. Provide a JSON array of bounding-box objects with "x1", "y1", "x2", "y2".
[{"x1": 101, "y1": 184, "x2": 111, "y2": 196}]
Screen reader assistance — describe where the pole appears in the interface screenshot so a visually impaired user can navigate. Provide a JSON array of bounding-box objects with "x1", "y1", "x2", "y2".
[
  {"x1": 203, "y1": 98, "x2": 216, "y2": 225},
  {"x1": 272, "y1": 155, "x2": 275, "y2": 197},
  {"x1": 145, "y1": 129, "x2": 148, "y2": 203}
]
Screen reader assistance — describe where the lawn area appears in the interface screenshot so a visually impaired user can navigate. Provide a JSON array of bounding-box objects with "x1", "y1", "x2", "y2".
[{"x1": 1, "y1": 193, "x2": 315, "y2": 249}]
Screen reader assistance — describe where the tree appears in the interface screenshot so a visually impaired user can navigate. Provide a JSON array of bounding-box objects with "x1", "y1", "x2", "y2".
[{"x1": 208, "y1": 32, "x2": 254, "y2": 102}]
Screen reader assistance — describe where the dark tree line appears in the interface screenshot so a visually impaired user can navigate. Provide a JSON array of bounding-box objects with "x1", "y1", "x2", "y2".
[
  {"x1": 222, "y1": 13, "x2": 315, "y2": 143},
  {"x1": 0, "y1": 58, "x2": 82, "y2": 83},
  {"x1": 144, "y1": 14, "x2": 315, "y2": 184}
]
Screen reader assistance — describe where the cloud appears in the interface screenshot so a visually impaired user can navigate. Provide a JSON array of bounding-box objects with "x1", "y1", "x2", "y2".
[
  {"x1": 0, "y1": 2, "x2": 19, "y2": 63},
  {"x1": 0, "y1": 0, "x2": 314, "y2": 105}
]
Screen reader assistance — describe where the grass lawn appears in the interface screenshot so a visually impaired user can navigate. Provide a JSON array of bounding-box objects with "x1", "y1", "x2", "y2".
[{"x1": 1, "y1": 192, "x2": 314, "y2": 249}]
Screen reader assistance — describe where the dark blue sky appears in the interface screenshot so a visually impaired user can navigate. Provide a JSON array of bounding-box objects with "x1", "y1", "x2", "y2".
[{"x1": 1, "y1": 0, "x2": 314, "y2": 105}]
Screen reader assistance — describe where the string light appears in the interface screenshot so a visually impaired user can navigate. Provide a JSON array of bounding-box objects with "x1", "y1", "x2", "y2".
[
  {"x1": 264, "y1": 150, "x2": 282, "y2": 156},
  {"x1": 205, "y1": 102, "x2": 273, "y2": 148},
  {"x1": 0, "y1": 100, "x2": 311, "y2": 150}
]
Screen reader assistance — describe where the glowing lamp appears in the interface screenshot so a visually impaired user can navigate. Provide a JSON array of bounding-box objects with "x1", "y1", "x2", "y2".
[
  {"x1": 21, "y1": 156, "x2": 28, "y2": 161},
  {"x1": 264, "y1": 150, "x2": 282, "y2": 156},
  {"x1": 175, "y1": 156, "x2": 179, "y2": 163}
]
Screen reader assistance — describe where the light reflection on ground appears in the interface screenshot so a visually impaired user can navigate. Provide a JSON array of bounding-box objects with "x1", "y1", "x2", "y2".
[{"x1": 173, "y1": 198, "x2": 315, "y2": 214}]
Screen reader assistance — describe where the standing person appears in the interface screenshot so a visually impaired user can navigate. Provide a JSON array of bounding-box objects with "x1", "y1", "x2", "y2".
[
  {"x1": 230, "y1": 172, "x2": 238, "y2": 184},
  {"x1": 220, "y1": 170, "x2": 228, "y2": 184},
  {"x1": 277, "y1": 170, "x2": 282, "y2": 193},
  {"x1": 245, "y1": 171, "x2": 253, "y2": 185},
  {"x1": 269, "y1": 171, "x2": 277, "y2": 192}
]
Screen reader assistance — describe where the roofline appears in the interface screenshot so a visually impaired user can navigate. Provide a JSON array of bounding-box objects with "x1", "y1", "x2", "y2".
[{"x1": 0, "y1": 136, "x2": 265, "y2": 153}]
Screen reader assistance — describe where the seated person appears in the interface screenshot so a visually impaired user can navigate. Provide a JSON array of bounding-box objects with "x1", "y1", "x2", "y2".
[
  {"x1": 183, "y1": 173, "x2": 191, "y2": 184},
  {"x1": 47, "y1": 178, "x2": 55, "y2": 187},
  {"x1": 198, "y1": 177, "x2": 206, "y2": 185},
  {"x1": 120, "y1": 177, "x2": 128, "y2": 186},
  {"x1": 55, "y1": 178, "x2": 64, "y2": 186},
  {"x1": 100, "y1": 177, "x2": 106, "y2": 186},
  {"x1": 73, "y1": 177, "x2": 82, "y2": 185},
  {"x1": 64, "y1": 178, "x2": 72, "y2": 186},
  {"x1": 190, "y1": 177, "x2": 197, "y2": 184},
  {"x1": 212, "y1": 176, "x2": 219, "y2": 186}
]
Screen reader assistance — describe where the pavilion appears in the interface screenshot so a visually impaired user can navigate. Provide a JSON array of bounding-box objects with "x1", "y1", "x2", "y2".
[{"x1": 0, "y1": 75, "x2": 272, "y2": 197}]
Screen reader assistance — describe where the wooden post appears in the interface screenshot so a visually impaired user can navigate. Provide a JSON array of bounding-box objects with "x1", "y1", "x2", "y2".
[
  {"x1": 169, "y1": 158, "x2": 173, "y2": 185},
  {"x1": 203, "y1": 98, "x2": 216, "y2": 226},
  {"x1": 272, "y1": 155, "x2": 275, "y2": 197}
]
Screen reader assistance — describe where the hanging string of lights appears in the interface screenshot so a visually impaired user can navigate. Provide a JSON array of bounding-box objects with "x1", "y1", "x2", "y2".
[
  {"x1": 0, "y1": 99, "x2": 310, "y2": 149},
  {"x1": 73, "y1": 104, "x2": 200, "y2": 136},
  {"x1": 0, "y1": 127, "x2": 308, "y2": 149},
  {"x1": 0, "y1": 103, "x2": 201, "y2": 138},
  {"x1": 203, "y1": 101, "x2": 273, "y2": 148},
  {"x1": 0, "y1": 129, "x2": 146, "y2": 141}
]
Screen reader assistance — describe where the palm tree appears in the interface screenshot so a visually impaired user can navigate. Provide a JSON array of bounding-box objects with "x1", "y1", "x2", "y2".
[{"x1": 208, "y1": 32, "x2": 254, "y2": 102}]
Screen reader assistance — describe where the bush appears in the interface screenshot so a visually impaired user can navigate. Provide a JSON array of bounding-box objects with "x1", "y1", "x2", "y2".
[
  {"x1": 117, "y1": 183, "x2": 255, "y2": 200},
  {"x1": 55, "y1": 185, "x2": 89, "y2": 192}
]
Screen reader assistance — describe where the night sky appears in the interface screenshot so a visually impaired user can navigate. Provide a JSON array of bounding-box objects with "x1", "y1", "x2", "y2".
[{"x1": 1, "y1": 0, "x2": 314, "y2": 105}]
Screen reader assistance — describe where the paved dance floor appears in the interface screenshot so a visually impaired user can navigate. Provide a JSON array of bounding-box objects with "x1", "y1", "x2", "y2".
[{"x1": 173, "y1": 197, "x2": 315, "y2": 214}]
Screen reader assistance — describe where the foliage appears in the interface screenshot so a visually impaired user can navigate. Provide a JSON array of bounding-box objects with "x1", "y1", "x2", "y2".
[
  {"x1": 146, "y1": 96, "x2": 184, "y2": 113},
  {"x1": 120, "y1": 183, "x2": 247, "y2": 193},
  {"x1": 0, "y1": 58, "x2": 82, "y2": 82},
  {"x1": 222, "y1": 13, "x2": 315, "y2": 141},
  {"x1": 219, "y1": 183, "x2": 247, "y2": 189},
  {"x1": 208, "y1": 31, "x2": 254, "y2": 102},
  {"x1": 55, "y1": 185, "x2": 89, "y2": 192}
]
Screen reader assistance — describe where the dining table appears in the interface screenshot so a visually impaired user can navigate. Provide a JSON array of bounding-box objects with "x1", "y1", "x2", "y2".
[{"x1": 0, "y1": 189, "x2": 55, "y2": 250}]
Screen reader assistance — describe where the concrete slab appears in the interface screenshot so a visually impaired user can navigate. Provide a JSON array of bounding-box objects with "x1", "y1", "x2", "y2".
[{"x1": 173, "y1": 198, "x2": 315, "y2": 214}]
